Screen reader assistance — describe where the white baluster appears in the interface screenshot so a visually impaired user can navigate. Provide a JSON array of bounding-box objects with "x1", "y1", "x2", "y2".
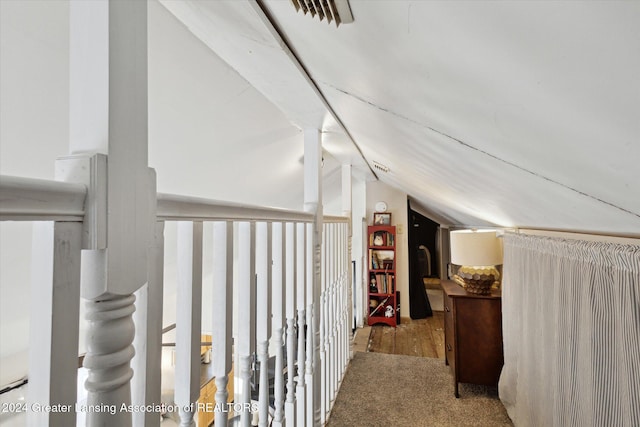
[
  {"x1": 320, "y1": 224, "x2": 331, "y2": 424},
  {"x1": 333, "y1": 224, "x2": 340, "y2": 398},
  {"x1": 296, "y1": 222, "x2": 306, "y2": 426},
  {"x1": 344, "y1": 223, "x2": 351, "y2": 370},
  {"x1": 338, "y1": 226, "x2": 343, "y2": 384},
  {"x1": 256, "y1": 222, "x2": 272, "y2": 427},
  {"x1": 236, "y1": 222, "x2": 256, "y2": 427},
  {"x1": 320, "y1": 223, "x2": 328, "y2": 424},
  {"x1": 271, "y1": 223, "x2": 285, "y2": 427},
  {"x1": 305, "y1": 222, "x2": 315, "y2": 427},
  {"x1": 347, "y1": 222, "x2": 354, "y2": 361},
  {"x1": 175, "y1": 221, "x2": 203, "y2": 427},
  {"x1": 284, "y1": 223, "x2": 297, "y2": 423},
  {"x1": 212, "y1": 222, "x2": 233, "y2": 427},
  {"x1": 132, "y1": 222, "x2": 164, "y2": 427},
  {"x1": 340, "y1": 223, "x2": 347, "y2": 375},
  {"x1": 328, "y1": 224, "x2": 336, "y2": 403},
  {"x1": 27, "y1": 222, "x2": 82, "y2": 427},
  {"x1": 83, "y1": 293, "x2": 136, "y2": 426}
]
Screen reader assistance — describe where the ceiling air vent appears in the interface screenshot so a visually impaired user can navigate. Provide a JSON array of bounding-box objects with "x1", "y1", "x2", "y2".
[
  {"x1": 372, "y1": 161, "x2": 390, "y2": 173},
  {"x1": 290, "y1": 0, "x2": 354, "y2": 27}
]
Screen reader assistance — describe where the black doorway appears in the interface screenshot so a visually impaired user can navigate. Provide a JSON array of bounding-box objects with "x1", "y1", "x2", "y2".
[{"x1": 407, "y1": 200, "x2": 440, "y2": 319}]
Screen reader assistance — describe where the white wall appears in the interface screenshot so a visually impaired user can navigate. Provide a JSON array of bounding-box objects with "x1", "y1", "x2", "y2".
[
  {"x1": 366, "y1": 180, "x2": 410, "y2": 319},
  {"x1": 0, "y1": 0, "x2": 71, "y2": 386}
]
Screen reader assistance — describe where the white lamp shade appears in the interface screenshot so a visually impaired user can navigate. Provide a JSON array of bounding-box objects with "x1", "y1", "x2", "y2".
[{"x1": 450, "y1": 229, "x2": 503, "y2": 266}]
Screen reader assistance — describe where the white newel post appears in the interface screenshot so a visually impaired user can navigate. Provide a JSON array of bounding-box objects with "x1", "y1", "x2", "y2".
[
  {"x1": 212, "y1": 222, "x2": 234, "y2": 427},
  {"x1": 271, "y1": 223, "x2": 286, "y2": 427},
  {"x1": 303, "y1": 128, "x2": 323, "y2": 426},
  {"x1": 67, "y1": 1, "x2": 153, "y2": 426},
  {"x1": 175, "y1": 222, "x2": 203, "y2": 427},
  {"x1": 256, "y1": 222, "x2": 272, "y2": 427}
]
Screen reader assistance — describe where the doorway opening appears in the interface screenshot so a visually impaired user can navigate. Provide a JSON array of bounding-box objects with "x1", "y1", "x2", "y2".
[{"x1": 407, "y1": 201, "x2": 441, "y2": 318}]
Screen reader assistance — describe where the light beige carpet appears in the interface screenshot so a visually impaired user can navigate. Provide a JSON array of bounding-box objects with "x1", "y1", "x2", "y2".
[{"x1": 327, "y1": 352, "x2": 512, "y2": 427}]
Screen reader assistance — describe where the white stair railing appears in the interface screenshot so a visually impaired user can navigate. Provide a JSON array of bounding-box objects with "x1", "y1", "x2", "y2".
[{"x1": 1, "y1": 175, "x2": 352, "y2": 427}]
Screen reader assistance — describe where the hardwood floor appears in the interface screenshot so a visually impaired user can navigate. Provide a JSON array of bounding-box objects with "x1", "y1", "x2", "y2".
[{"x1": 367, "y1": 312, "x2": 445, "y2": 359}]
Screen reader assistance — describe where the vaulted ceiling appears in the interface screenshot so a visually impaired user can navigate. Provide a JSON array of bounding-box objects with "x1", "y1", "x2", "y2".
[{"x1": 159, "y1": 0, "x2": 640, "y2": 236}]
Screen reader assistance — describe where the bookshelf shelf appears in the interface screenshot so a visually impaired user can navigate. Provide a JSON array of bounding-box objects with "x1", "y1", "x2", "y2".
[{"x1": 367, "y1": 225, "x2": 397, "y2": 327}]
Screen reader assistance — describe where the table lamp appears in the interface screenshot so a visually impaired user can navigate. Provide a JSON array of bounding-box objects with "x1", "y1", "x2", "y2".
[{"x1": 450, "y1": 229, "x2": 503, "y2": 295}]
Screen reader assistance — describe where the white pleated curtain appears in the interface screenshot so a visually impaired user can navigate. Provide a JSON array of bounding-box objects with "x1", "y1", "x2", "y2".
[{"x1": 499, "y1": 232, "x2": 640, "y2": 426}]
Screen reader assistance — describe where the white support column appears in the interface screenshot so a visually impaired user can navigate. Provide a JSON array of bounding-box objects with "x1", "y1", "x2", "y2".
[
  {"x1": 237, "y1": 222, "x2": 256, "y2": 427},
  {"x1": 68, "y1": 2, "x2": 153, "y2": 425},
  {"x1": 295, "y1": 222, "x2": 307, "y2": 427},
  {"x1": 69, "y1": 0, "x2": 108, "y2": 155},
  {"x1": 271, "y1": 223, "x2": 285, "y2": 427},
  {"x1": 284, "y1": 223, "x2": 297, "y2": 424},
  {"x1": 212, "y1": 222, "x2": 233, "y2": 427},
  {"x1": 175, "y1": 222, "x2": 203, "y2": 427},
  {"x1": 256, "y1": 222, "x2": 272, "y2": 427},
  {"x1": 132, "y1": 222, "x2": 165, "y2": 427},
  {"x1": 27, "y1": 222, "x2": 82, "y2": 427},
  {"x1": 303, "y1": 128, "x2": 322, "y2": 426},
  {"x1": 341, "y1": 165, "x2": 354, "y2": 358}
]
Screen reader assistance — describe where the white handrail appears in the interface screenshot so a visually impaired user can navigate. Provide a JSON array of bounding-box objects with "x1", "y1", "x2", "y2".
[
  {"x1": 0, "y1": 177, "x2": 348, "y2": 224},
  {"x1": 0, "y1": 175, "x2": 86, "y2": 221}
]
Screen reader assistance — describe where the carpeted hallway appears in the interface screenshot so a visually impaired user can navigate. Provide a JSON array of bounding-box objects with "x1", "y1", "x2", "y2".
[
  {"x1": 326, "y1": 351, "x2": 512, "y2": 426},
  {"x1": 331, "y1": 316, "x2": 513, "y2": 426}
]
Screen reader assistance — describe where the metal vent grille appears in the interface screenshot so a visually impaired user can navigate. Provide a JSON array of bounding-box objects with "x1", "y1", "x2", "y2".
[
  {"x1": 372, "y1": 161, "x2": 390, "y2": 173},
  {"x1": 290, "y1": 0, "x2": 354, "y2": 27}
]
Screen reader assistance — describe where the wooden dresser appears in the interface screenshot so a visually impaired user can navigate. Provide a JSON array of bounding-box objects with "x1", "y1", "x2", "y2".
[{"x1": 442, "y1": 280, "x2": 503, "y2": 397}]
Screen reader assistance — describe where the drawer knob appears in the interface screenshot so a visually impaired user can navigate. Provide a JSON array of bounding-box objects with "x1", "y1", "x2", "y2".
[
  {"x1": 445, "y1": 306, "x2": 450, "y2": 312},
  {"x1": 447, "y1": 344, "x2": 452, "y2": 351}
]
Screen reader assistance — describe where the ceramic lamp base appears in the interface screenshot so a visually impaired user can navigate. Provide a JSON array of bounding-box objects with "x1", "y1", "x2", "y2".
[{"x1": 457, "y1": 266, "x2": 500, "y2": 295}]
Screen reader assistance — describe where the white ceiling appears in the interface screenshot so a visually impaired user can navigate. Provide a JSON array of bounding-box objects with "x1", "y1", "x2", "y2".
[{"x1": 161, "y1": 0, "x2": 640, "y2": 235}]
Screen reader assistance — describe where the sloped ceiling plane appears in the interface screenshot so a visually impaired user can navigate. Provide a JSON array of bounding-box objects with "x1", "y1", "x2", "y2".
[{"x1": 160, "y1": 0, "x2": 640, "y2": 236}]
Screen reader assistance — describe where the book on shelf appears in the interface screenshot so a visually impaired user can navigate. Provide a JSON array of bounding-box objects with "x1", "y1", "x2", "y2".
[
  {"x1": 370, "y1": 250, "x2": 393, "y2": 271},
  {"x1": 370, "y1": 249, "x2": 380, "y2": 269}
]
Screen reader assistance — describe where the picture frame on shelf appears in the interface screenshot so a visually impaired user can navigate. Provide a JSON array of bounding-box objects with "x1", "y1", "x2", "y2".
[{"x1": 373, "y1": 212, "x2": 392, "y2": 225}]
